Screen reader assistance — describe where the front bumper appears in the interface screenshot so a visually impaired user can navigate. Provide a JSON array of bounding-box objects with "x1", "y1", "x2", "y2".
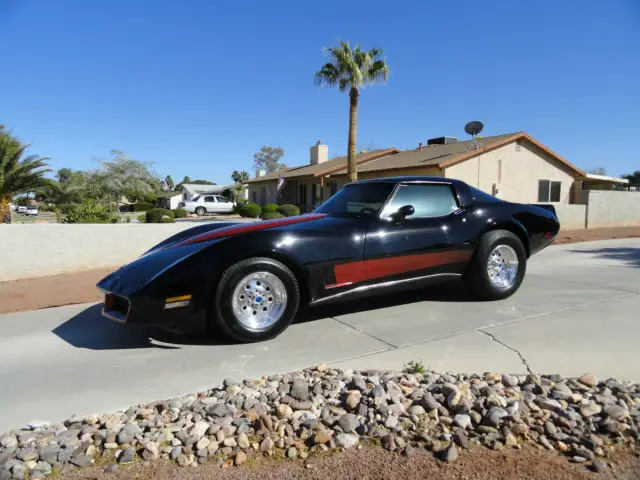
[{"x1": 98, "y1": 289, "x2": 208, "y2": 335}]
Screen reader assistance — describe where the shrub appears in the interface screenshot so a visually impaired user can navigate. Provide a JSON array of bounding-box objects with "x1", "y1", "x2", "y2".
[
  {"x1": 261, "y1": 211, "x2": 285, "y2": 220},
  {"x1": 262, "y1": 203, "x2": 279, "y2": 213},
  {"x1": 57, "y1": 203, "x2": 73, "y2": 214},
  {"x1": 134, "y1": 202, "x2": 153, "y2": 212},
  {"x1": 277, "y1": 204, "x2": 300, "y2": 217},
  {"x1": 403, "y1": 360, "x2": 426, "y2": 374},
  {"x1": 137, "y1": 213, "x2": 146, "y2": 223},
  {"x1": 146, "y1": 208, "x2": 175, "y2": 223},
  {"x1": 172, "y1": 208, "x2": 187, "y2": 219},
  {"x1": 63, "y1": 201, "x2": 119, "y2": 224},
  {"x1": 239, "y1": 203, "x2": 262, "y2": 218}
]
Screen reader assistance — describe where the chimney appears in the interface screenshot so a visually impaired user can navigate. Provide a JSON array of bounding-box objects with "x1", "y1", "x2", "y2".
[
  {"x1": 255, "y1": 168, "x2": 265, "y2": 178},
  {"x1": 310, "y1": 140, "x2": 328, "y2": 165},
  {"x1": 418, "y1": 142, "x2": 423, "y2": 150}
]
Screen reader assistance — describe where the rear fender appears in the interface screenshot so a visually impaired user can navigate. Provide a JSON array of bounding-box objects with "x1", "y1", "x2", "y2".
[{"x1": 480, "y1": 219, "x2": 531, "y2": 257}]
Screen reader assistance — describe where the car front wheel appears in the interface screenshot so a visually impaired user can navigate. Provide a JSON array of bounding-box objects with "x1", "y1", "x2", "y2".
[
  {"x1": 212, "y1": 257, "x2": 301, "y2": 343},
  {"x1": 463, "y1": 230, "x2": 527, "y2": 300}
]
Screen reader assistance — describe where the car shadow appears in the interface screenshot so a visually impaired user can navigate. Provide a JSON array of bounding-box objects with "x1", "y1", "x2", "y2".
[
  {"x1": 568, "y1": 247, "x2": 640, "y2": 268},
  {"x1": 52, "y1": 279, "x2": 472, "y2": 350},
  {"x1": 296, "y1": 279, "x2": 474, "y2": 323},
  {"x1": 51, "y1": 304, "x2": 233, "y2": 350}
]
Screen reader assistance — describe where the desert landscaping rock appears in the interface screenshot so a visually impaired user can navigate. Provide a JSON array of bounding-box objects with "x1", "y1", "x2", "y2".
[{"x1": 0, "y1": 369, "x2": 638, "y2": 478}]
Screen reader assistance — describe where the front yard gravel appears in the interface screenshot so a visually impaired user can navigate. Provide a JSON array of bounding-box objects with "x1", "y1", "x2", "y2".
[{"x1": 0, "y1": 366, "x2": 638, "y2": 479}]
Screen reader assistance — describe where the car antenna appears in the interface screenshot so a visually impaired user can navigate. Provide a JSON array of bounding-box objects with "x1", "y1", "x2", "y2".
[{"x1": 464, "y1": 121, "x2": 484, "y2": 149}]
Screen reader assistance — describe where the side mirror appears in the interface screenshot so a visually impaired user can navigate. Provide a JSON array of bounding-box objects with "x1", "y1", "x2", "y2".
[{"x1": 390, "y1": 204, "x2": 414, "y2": 223}]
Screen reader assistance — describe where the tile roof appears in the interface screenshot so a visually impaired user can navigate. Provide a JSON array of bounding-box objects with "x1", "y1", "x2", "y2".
[
  {"x1": 246, "y1": 132, "x2": 585, "y2": 182},
  {"x1": 331, "y1": 133, "x2": 520, "y2": 174},
  {"x1": 246, "y1": 149, "x2": 399, "y2": 183}
]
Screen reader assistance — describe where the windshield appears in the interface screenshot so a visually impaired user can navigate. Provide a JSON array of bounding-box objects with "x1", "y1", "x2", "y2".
[{"x1": 314, "y1": 182, "x2": 396, "y2": 216}]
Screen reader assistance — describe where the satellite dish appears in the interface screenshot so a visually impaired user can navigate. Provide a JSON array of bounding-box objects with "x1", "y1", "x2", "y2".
[{"x1": 464, "y1": 121, "x2": 484, "y2": 136}]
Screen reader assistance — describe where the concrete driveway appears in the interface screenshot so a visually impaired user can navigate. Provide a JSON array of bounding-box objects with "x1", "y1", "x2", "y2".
[{"x1": 1, "y1": 238, "x2": 638, "y2": 433}]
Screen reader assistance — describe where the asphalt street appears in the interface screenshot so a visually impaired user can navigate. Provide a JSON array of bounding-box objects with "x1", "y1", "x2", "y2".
[{"x1": 1, "y1": 238, "x2": 638, "y2": 433}]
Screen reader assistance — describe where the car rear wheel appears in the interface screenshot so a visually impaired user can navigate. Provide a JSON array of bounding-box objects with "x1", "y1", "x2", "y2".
[
  {"x1": 195, "y1": 207, "x2": 206, "y2": 216},
  {"x1": 463, "y1": 230, "x2": 527, "y2": 300},
  {"x1": 212, "y1": 257, "x2": 301, "y2": 342}
]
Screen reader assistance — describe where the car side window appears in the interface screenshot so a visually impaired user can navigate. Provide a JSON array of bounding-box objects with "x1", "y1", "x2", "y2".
[
  {"x1": 204, "y1": 196, "x2": 215, "y2": 202},
  {"x1": 215, "y1": 196, "x2": 226, "y2": 202},
  {"x1": 380, "y1": 184, "x2": 459, "y2": 219}
]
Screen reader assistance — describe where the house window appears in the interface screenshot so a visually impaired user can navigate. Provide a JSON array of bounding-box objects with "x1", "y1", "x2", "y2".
[
  {"x1": 260, "y1": 186, "x2": 266, "y2": 205},
  {"x1": 538, "y1": 180, "x2": 561, "y2": 202},
  {"x1": 252, "y1": 191, "x2": 257, "y2": 203},
  {"x1": 330, "y1": 182, "x2": 338, "y2": 196}
]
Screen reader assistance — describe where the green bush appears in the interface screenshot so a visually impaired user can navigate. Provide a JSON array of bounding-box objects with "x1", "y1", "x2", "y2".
[
  {"x1": 134, "y1": 202, "x2": 153, "y2": 212},
  {"x1": 172, "y1": 208, "x2": 187, "y2": 219},
  {"x1": 57, "y1": 203, "x2": 73, "y2": 214},
  {"x1": 146, "y1": 208, "x2": 175, "y2": 223},
  {"x1": 261, "y1": 211, "x2": 285, "y2": 220},
  {"x1": 62, "y1": 201, "x2": 119, "y2": 224},
  {"x1": 262, "y1": 203, "x2": 279, "y2": 213},
  {"x1": 277, "y1": 204, "x2": 300, "y2": 217},
  {"x1": 137, "y1": 213, "x2": 146, "y2": 223},
  {"x1": 239, "y1": 203, "x2": 262, "y2": 218}
]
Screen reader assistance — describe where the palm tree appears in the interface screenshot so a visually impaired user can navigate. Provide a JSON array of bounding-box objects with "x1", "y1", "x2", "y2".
[
  {"x1": 314, "y1": 41, "x2": 390, "y2": 182},
  {"x1": 0, "y1": 134, "x2": 52, "y2": 223},
  {"x1": 164, "y1": 175, "x2": 175, "y2": 191},
  {"x1": 231, "y1": 170, "x2": 250, "y2": 184}
]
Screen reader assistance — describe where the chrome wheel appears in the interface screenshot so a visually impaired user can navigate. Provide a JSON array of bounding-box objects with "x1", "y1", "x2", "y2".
[
  {"x1": 231, "y1": 271, "x2": 287, "y2": 331},
  {"x1": 487, "y1": 245, "x2": 519, "y2": 289},
  {"x1": 195, "y1": 207, "x2": 205, "y2": 216}
]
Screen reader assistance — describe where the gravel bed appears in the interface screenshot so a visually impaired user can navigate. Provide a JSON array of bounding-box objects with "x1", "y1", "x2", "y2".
[{"x1": 0, "y1": 367, "x2": 638, "y2": 479}]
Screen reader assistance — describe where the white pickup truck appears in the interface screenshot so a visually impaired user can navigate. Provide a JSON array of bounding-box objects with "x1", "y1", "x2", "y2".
[{"x1": 178, "y1": 195, "x2": 234, "y2": 216}]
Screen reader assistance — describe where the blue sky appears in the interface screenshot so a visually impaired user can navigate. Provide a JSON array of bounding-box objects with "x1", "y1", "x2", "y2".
[{"x1": 2, "y1": 0, "x2": 639, "y2": 183}]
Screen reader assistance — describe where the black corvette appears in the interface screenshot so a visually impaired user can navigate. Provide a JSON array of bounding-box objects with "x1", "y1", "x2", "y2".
[{"x1": 97, "y1": 176, "x2": 560, "y2": 343}]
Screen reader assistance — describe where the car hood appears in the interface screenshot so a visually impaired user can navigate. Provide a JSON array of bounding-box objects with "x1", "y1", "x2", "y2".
[{"x1": 97, "y1": 214, "x2": 330, "y2": 296}]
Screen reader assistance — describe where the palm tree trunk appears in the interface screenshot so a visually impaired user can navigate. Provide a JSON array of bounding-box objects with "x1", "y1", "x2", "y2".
[
  {"x1": 348, "y1": 87, "x2": 359, "y2": 183},
  {"x1": 0, "y1": 195, "x2": 12, "y2": 224}
]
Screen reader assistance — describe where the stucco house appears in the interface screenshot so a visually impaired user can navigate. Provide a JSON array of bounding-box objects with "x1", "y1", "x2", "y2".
[{"x1": 246, "y1": 132, "x2": 626, "y2": 212}]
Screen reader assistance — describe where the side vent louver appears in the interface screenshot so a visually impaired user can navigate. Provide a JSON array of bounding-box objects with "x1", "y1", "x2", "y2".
[{"x1": 321, "y1": 266, "x2": 336, "y2": 286}]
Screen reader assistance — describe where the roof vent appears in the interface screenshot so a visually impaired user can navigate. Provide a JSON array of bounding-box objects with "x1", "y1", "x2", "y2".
[{"x1": 427, "y1": 136, "x2": 458, "y2": 145}]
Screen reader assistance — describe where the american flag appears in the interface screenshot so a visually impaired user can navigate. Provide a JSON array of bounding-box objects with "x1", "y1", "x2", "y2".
[{"x1": 275, "y1": 175, "x2": 286, "y2": 198}]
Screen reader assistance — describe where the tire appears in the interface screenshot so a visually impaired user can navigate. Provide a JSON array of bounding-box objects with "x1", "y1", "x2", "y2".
[
  {"x1": 195, "y1": 207, "x2": 206, "y2": 216},
  {"x1": 212, "y1": 257, "x2": 301, "y2": 343},
  {"x1": 463, "y1": 230, "x2": 527, "y2": 300}
]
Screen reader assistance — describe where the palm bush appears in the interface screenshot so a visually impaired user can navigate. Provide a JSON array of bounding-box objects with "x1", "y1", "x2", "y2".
[{"x1": 0, "y1": 132, "x2": 52, "y2": 223}]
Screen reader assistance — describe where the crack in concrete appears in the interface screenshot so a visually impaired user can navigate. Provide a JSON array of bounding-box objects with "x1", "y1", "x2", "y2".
[
  {"x1": 330, "y1": 316, "x2": 398, "y2": 349},
  {"x1": 480, "y1": 330, "x2": 533, "y2": 375}
]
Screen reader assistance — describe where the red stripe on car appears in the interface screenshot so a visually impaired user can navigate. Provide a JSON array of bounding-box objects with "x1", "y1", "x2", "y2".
[
  {"x1": 173, "y1": 213, "x2": 328, "y2": 248},
  {"x1": 329, "y1": 249, "x2": 472, "y2": 288}
]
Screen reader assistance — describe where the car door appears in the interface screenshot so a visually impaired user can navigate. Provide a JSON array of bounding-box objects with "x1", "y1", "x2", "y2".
[
  {"x1": 361, "y1": 181, "x2": 473, "y2": 285},
  {"x1": 215, "y1": 195, "x2": 230, "y2": 212},
  {"x1": 203, "y1": 195, "x2": 216, "y2": 212}
]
